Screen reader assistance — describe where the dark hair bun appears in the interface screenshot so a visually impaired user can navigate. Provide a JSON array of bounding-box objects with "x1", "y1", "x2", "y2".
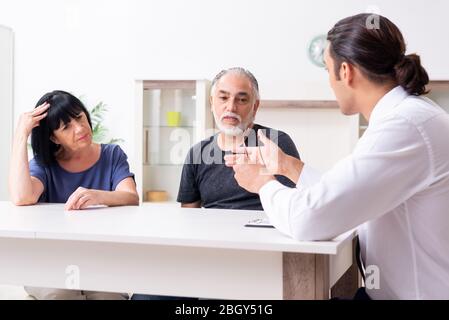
[
  {"x1": 327, "y1": 14, "x2": 430, "y2": 96},
  {"x1": 394, "y1": 54, "x2": 429, "y2": 96}
]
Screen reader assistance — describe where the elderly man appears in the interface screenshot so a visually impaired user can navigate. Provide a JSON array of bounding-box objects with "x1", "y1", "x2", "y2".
[
  {"x1": 131, "y1": 68, "x2": 300, "y2": 300},
  {"x1": 177, "y1": 67, "x2": 300, "y2": 209}
]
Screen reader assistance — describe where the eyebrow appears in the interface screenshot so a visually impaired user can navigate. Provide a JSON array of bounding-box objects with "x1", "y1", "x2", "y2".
[{"x1": 217, "y1": 90, "x2": 250, "y2": 97}]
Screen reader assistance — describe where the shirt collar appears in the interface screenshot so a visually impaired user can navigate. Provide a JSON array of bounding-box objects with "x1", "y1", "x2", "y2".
[{"x1": 368, "y1": 86, "x2": 409, "y2": 124}]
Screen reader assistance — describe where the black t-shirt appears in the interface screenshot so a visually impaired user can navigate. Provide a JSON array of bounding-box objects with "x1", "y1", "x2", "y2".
[{"x1": 177, "y1": 124, "x2": 300, "y2": 210}]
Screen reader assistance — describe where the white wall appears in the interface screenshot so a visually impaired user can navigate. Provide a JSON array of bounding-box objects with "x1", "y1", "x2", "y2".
[
  {"x1": 256, "y1": 109, "x2": 358, "y2": 170},
  {"x1": 1, "y1": 0, "x2": 448, "y2": 174},
  {"x1": 0, "y1": 25, "x2": 13, "y2": 200}
]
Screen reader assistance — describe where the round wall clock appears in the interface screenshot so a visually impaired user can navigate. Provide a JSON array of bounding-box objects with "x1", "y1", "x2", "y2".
[{"x1": 307, "y1": 34, "x2": 327, "y2": 68}]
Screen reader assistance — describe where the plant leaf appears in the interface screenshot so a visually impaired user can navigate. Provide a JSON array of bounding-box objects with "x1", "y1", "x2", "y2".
[{"x1": 85, "y1": 98, "x2": 123, "y2": 144}]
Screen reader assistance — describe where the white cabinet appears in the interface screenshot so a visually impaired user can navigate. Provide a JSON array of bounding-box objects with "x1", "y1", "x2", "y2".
[
  {"x1": 256, "y1": 101, "x2": 359, "y2": 172},
  {"x1": 0, "y1": 26, "x2": 13, "y2": 201},
  {"x1": 135, "y1": 80, "x2": 213, "y2": 203},
  {"x1": 427, "y1": 81, "x2": 449, "y2": 113}
]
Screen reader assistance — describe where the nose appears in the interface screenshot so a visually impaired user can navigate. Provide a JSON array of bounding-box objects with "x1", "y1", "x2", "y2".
[
  {"x1": 73, "y1": 121, "x2": 84, "y2": 134},
  {"x1": 225, "y1": 98, "x2": 238, "y2": 113}
]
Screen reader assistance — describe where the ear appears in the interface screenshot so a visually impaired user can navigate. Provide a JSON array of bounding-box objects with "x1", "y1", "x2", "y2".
[
  {"x1": 49, "y1": 135, "x2": 59, "y2": 145},
  {"x1": 252, "y1": 99, "x2": 260, "y2": 115},
  {"x1": 209, "y1": 95, "x2": 214, "y2": 111},
  {"x1": 340, "y1": 61, "x2": 355, "y2": 87}
]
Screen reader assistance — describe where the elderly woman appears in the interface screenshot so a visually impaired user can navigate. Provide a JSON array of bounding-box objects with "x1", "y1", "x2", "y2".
[{"x1": 9, "y1": 90, "x2": 139, "y2": 299}]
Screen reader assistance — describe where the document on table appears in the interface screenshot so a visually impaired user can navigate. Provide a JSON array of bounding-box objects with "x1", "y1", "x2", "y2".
[{"x1": 244, "y1": 218, "x2": 275, "y2": 228}]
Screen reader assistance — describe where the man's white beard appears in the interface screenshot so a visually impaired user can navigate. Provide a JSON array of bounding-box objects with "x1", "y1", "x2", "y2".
[{"x1": 213, "y1": 110, "x2": 255, "y2": 137}]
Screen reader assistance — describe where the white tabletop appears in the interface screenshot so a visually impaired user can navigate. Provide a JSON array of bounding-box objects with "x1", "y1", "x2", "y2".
[{"x1": 0, "y1": 202, "x2": 355, "y2": 255}]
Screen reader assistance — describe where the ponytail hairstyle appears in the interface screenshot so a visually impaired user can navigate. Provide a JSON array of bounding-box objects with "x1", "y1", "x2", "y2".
[{"x1": 327, "y1": 13, "x2": 429, "y2": 96}]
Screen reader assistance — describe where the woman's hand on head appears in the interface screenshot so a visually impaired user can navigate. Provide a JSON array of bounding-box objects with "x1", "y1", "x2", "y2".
[
  {"x1": 64, "y1": 187, "x2": 105, "y2": 211},
  {"x1": 16, "y1": 102, "x2": 50, "y2": 137}
]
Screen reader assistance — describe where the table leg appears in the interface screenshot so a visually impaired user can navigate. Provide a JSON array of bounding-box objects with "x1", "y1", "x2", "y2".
[
  {"x1": 283, "y1": 252, "x2": 330, "y2": 299},
  {"x1": 330, "y1": 239, "x2": 359, "y2": 299},
  {"x1": 283, "y1": 239, "x2": 359, "y2": 300}
]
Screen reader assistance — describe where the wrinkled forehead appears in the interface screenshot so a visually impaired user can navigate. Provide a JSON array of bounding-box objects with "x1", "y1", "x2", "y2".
[{"x1": 215, "y1": 73, "x2": 254, "y2": 96}]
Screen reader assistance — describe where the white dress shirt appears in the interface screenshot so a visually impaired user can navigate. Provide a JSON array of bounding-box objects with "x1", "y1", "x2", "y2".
[{"x1": 259, "y1": 86, "x2": 449, "y2": 299}]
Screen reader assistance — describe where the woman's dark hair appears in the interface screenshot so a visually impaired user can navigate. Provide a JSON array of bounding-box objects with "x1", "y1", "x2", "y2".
[
  {"x1": 31, "y1": 90, "x2": 92, "y2": 166},
  {"x1": 327, "y1": 13, "x2": 429, "y2": 96}
]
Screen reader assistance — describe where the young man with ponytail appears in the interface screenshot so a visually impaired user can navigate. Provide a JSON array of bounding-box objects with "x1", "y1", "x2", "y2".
[{"x1": 225, "y1": 14, "x2": 449, "y2": 300}]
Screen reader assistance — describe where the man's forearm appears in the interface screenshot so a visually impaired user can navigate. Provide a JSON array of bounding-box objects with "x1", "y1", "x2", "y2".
[
  {"x1": 280, "y1": 155, "x2": 304, "y2": 184},
  {"x1": 181, "y1": 201, "x2": 201, "y2": 208}
]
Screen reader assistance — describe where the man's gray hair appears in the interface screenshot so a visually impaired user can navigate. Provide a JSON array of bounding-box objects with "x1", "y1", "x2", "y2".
[{"x1": 210, "y1": 67, "x2": 260, "y2": 100}]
